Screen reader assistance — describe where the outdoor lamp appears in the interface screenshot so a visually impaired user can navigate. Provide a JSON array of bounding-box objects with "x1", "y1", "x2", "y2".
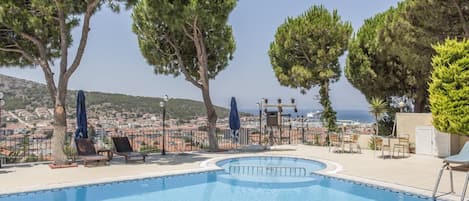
[{"x1": 399, "y1": 101, "x2": 405, "y2": 112}]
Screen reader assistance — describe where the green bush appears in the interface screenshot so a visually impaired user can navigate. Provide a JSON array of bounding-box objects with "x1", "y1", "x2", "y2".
[
  {"x1": 183, "y1": 136, "x2": 192, "y2": 143},
  {"x1": 368, "y1": 136, "x2": 380, "y2": 150},
  {"x1": 314, "y1": 134, "x2": 321, "y2": 145},
  {"x1": 139, "y1": 145, "x2": 159, "y2": 154},
  {"x1": 24, "y1": 154, "x2": 38, "y2": 163},
  {"x1": 63, "y1": 145, "x2": 77, "y2": 161},
  {"x1": 429, "y1": 39, "x2": 469, "y2": 135}
]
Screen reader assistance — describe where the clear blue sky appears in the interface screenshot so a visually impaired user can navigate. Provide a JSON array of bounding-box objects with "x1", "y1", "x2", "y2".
[{"x1": 0, "y1": 0, "x2": 399, "y2": 111}]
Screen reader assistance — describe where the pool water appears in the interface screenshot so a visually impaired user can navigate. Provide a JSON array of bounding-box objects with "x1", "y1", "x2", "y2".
[
  {"x1": 1, "y1": 157, "x2": 433, "y2": 201},
  {"x1": 217, "y1": 156, "x2": 327, "y2": 173}
]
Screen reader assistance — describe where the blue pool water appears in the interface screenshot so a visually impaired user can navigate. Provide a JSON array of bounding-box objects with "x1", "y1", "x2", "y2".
[
  {"x1": 217, "y1": 156, "x2": 327, "y2": 173},
  {"x1": 1, "y1": 156, "x2": 433, "y2": 201}
]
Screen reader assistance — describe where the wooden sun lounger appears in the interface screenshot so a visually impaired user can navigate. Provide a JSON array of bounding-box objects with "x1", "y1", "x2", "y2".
[
  {"x1": 111, "y1": 137, "x2": 147, "y2": 163},
  {"x1": 75, "y1": 138, "x2": 109, "y2": 167}
]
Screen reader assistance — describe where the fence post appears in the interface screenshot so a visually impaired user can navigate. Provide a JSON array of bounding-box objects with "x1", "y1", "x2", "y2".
[
  {"x1": 247, "y1": 128, "x2": 250, "y2": 145},
  {"x1": 302, "y1": 127, "x2": 305, "y2": 144},
  {"x1": 190, "y1": 130, "x2": 193, "y2": 151}
]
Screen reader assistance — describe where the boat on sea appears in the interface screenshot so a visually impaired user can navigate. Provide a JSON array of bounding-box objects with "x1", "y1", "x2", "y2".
[
  {"x1": 304, "y1": 110, "x2": 323, "y2": 127},
  {"x1": 305, "y1": 110, "x2": 362, "y2": 127},
  {"x1": 306, "y1": 110, "x2": 322, "y2": 120},
  {"x1": 336, "y1": 119, "x2": 362, "y2": 126}
]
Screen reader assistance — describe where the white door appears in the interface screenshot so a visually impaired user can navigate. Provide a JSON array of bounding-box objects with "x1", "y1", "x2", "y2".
[{"x1": 415, "y1": 126, "x2": 434, "y2": 155}]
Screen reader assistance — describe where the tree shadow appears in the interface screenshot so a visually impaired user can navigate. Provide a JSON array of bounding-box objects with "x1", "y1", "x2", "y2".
[
  {"x1": 0, "y1": 169, "x2": 13, "y2": 174},
  {"x1": 146, "y1": 153, "x2": 211, "y2": 166}
]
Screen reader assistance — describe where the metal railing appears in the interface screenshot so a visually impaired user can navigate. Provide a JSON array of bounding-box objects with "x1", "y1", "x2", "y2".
[
  {"x1": 228, "y1": 165, "x2": 307, "y2": 177},
  {"x1": 0, "y1": 127, "x2": 361, "y2": 165}
]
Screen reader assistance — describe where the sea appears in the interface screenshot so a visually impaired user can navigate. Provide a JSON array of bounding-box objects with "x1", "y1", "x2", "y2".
[{"x1": 239, "y1": 109, "x2": 373, "y2": 123}]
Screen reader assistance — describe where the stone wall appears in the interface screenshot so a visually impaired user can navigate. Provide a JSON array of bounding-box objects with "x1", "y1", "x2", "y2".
[
  {"x1": 395, "y1": 113, "x2": 433, "y2": 144},
  {"x1": 396, "y1": 112, "x2": 463, "y2": 154}
]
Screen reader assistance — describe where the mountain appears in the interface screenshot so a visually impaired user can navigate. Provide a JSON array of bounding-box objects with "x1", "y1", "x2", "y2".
[{"x1": 0, "y1": 74, "x2": 235, "y2": 120}]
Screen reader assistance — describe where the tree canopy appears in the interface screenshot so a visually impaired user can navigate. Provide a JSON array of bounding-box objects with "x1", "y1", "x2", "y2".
[
  {"x1": 429, "y1": 39, "x2": 469, "y2": 135},
  {"x1": 132, "y1": 0, "x2": 236, "y2": 150},
  {"x1": 132, "y1": 0, "x2": 235, "y2": 82},
  {"x1": 345, "y1": 0, "x2": 469, "y2": 112},
  {"x1": 345, "y1": 9, "x2": 404, "y2": 102},
  {"x1": 269, "y1": 5, "x2": 352, "y2": 131},
  {"x1": 0, "y1": 0, "x2": 134, "y2": 68},
  {"x1": 0, "y1": 0, "x2": 133, "y2": 165}
]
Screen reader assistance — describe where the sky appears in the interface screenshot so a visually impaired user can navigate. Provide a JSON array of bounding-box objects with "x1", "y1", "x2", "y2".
[{"x1": 0, "y1": 0, "x2": 400, "y2": 111}]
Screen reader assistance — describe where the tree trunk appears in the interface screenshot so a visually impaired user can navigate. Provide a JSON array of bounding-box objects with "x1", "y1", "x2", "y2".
[
  {"x1": 319, "y1": 80, "x2": 337, "y2": 132},
  {"x1": 414, "y1": 88, "x2": 427, "y2": 113},
  {"x1": 201, "y1": 86, "x2": 219, "y2": 151},
  {"x1": 451, "y1": 0, "x2": 469, "y2": 38},
  {"x1": 51, "y1": 95, "x2": 68, "y2": 165},
  {"x1": 191, "y1": 18, "x2": 219, "y2": 152},
  {"x1": 375, "y1": 114, "x2": 379, "y2": 136},
  {"x1": 374, "y1": 114, "x2": 378, "y2": 152}
]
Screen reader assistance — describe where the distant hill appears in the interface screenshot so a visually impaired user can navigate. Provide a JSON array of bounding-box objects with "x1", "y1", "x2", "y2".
[{"x1": 0, "y1": 74, "x2": 238, "y2": 120}]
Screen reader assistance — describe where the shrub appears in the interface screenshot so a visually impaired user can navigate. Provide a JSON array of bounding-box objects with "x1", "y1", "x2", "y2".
[
  {"x1": 429, "y1": 39, "x2": 469, "y2": 135},
  {"x1": 368, "y1": 136, "x2": 380, "y2": 150},
  {"x1": 139, "y1": 145, "x2": 159, "y2": 154},
  {"x1": 24, "y1": 154, "x2": 38, "y2": 163}
]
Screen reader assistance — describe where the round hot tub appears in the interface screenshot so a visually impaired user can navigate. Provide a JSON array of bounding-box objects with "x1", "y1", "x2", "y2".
[{"x1": 215, "y1": 156, "x2": 326, "y2": 187}]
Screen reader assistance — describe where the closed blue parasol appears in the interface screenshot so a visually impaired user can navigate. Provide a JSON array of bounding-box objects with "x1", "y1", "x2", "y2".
[
  {"x1": 75, "y1": 90, "x2": 88, "y2": 139},
  {"x1": 229, "y1": 97, "x2": 240, "y2": 141}
]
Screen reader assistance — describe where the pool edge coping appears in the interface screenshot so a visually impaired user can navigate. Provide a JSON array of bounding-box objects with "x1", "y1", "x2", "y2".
[
  {"x1": 0, "y1": 154, "x2": 460, "y2": 201},
  {"x1": 0, "y1": 166, "x2": 221, "y2": 196},
  {"x1": 202, "y1": 154, "x2": 458, "y2": 201}
]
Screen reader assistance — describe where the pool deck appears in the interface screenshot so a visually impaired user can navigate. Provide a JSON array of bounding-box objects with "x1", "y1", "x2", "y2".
[{"x1": 0, "y1": 144, "x2": 466, "y2": 200}]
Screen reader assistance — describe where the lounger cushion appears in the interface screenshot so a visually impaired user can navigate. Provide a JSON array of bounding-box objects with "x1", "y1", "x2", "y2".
[
  {"x1": 76, "y1": 139, "x2": 97, "y2": 156},
  {"x1": 112, "y1": 137, "x2": 134, "y2": 152}
]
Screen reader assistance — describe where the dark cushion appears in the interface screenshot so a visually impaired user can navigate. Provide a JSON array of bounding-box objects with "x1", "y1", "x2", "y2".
[
  {"x1": 75, "y1": 139, "x2": 97, "y2": 156},
  {"x1": 112, "y1": 137, "x2": 134, "y2": 152}
]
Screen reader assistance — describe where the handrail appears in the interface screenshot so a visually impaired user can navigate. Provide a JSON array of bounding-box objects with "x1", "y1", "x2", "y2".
[{"x1": 228, "y1": 165, "x2": 307, "y2": 177}]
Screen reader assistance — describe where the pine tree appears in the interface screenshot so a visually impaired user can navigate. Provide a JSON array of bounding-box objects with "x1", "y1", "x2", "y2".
[
  {"x1": 0, "y1": 0, "x2": 133, "y2": 165},
  {"x1": 346, "y1": 0, "x2": 468, "y2": 112},
  {"x1": 132, "y1": 0, "x2": 237, "y2": 151},
  {"x1": 269, "y1": 5, "x2": 352, "y2": 131}
]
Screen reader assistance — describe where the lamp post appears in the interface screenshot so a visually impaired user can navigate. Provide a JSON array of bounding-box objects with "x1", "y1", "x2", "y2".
[
  {"x1": 300, "y1": 115, "x2": 305, "y2": 143},
  {"x1": 0, "y1": 92, "x2": 5, "y2": 134},
  {"x1": 160, "y1": 95, "x2": 169, "y2": 155},
  {"x1": 256, "y1": 101, "x2": 262, "y2": 144}
]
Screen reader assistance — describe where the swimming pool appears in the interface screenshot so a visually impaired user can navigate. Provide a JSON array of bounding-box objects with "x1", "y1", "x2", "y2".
[{"x1": 0, "y1": 156, "x2": 434, "y2": 201}]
